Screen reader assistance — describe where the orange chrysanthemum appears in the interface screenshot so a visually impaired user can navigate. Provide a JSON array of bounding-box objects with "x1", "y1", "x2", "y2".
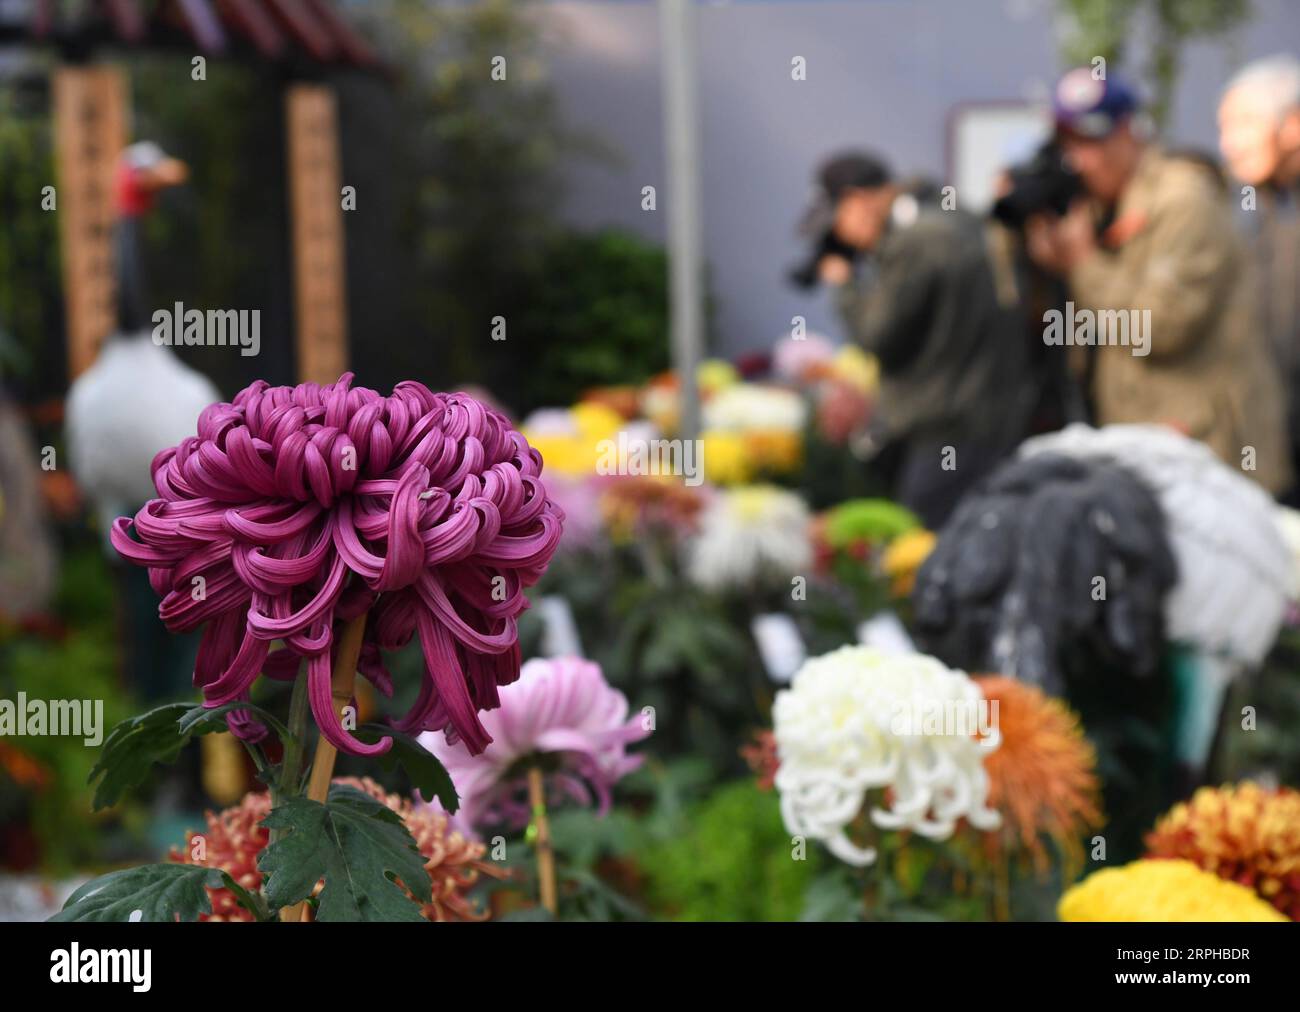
[
  {"x1": 1145, "y1": 782, "x2": 1300, "y2": 921},
  {"x1": 170, "y1": 777, "x2": 502, "y2": 922},
  {"x1": 599, "y1": 474, "x2": 705, "y2": 542},
  {"x1": 975, "y1": 675, "x2": 1103, "y2": 876}
]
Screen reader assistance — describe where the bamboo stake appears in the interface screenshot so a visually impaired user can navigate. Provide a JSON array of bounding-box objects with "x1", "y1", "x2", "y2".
[
  {"x1": 527, "y1": 767, "x2": 558, "y2": 915},
  {"x1": 280, "y1": 610, "x2": 368, "y2": 923}
]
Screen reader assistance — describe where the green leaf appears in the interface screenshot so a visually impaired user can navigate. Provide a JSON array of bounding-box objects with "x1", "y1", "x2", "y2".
[
  {"x1": 800, "y1": 870, "x2": 864, "y2": 923},
  {"x1": 221, "y1": 874, "x2": 271, "y2": 922},
  {"x1": 179, "y1": 700, "x2": 291, "y2": 743},
  {"x1": 564, "y1": 868, "x2": 647, "y2": 922},
  {"x1": 51, "y1": 864, "x2": 224, "y2": 922},
  {"x1": 90, "y1": 700, "x2": 296, "y2": 810},
  {"x1": 87, "y1": 703, "x2": 195, "y2": 810},
  {"x1": 258, "y1": 784, "x2": 432, "y2": 922},
  {"x1": 358, "y1": 724, "x2": 459, "y2": 814}
]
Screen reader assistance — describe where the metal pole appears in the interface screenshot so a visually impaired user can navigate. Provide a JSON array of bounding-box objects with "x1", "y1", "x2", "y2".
[{"x1": 658, "y1": 0, "x2": 703, "y2": 441}]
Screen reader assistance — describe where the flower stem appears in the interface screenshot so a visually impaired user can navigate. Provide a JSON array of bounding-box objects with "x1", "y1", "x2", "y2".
[
  {"x1": 271, "y1": 670, "x2": 311, "y2": 923},
  {"x1": 278, "y1": 670, "x2": 312, "y2": 802},
  {"x1": 285, "y1": 610, "x2": 369, "y2": 923},
  {"x1": 527, "y1": 766, "x2": 558, "y2": 915}
]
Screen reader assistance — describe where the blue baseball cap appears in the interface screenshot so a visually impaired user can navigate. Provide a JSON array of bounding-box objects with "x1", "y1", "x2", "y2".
[{"x1": 1053, "y1": 67, "x2": 1139, "y2": 139}]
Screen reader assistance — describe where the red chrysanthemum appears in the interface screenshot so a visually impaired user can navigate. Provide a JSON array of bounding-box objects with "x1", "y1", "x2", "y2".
[
  {"x1": 170, "y1": 778, "x2": 502, "y2": 922},
  {"x1": 1146, "y1": 782, "x2": 1300, "y2": 921}
]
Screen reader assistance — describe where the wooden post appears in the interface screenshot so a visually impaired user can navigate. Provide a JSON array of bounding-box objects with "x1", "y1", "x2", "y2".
[
  {"x1": 285, "y1": 83, "x2": 349, "y2": 385},
  {"x1": 528, "y1": 767, "x2": 558, "y2": 914},
  {"x1": 52, "y1": 65, "x2": 128, "y2": 379}
]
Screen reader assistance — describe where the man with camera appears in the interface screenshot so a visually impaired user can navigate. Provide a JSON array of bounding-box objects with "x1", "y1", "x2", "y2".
[
  {"x1": 800, "y1": 153, "x2": 1032, "y2": 527},
  {"x1": 1027, "y1": 68, "x2": 1290, "y2": 494}
]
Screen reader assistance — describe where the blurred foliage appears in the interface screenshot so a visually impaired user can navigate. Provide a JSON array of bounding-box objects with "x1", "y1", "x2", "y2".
[
  {"x1": 129, "y1": 57, "x2": 290, "y2": 397},
  {"x1": 1, "y1": 0, "x2": 626, "y2": 404},
  {"x1": 0, "y1": 79, "x2": 63, "y2": 393},
  {"x1": 1057, "y1": 0, "x2": 1252, "y2": 129},
  {"x1": 354, "y1": 0, "x2": 600, "y2": 397},
  {"x1": 507, "y1": 230, "x2": 671, "y2": 415},
  {"x1": 637, "y1": 778, "x2": 821, "y2": 921},
  {"x1": 1063, "y1": 646, "x2": 1175, "y2": 861},
  {"x1": 0, "y1": 545, "x2": 139, "y2": 872},
  {"x1": 1215, "y1": 626, "x2": 1300, "y2": 787},
  {"x1": 535, "y1": 547, "x2": 764, "y2": 777}
]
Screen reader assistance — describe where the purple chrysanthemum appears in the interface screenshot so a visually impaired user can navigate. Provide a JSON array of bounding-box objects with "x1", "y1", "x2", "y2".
[{"x1": 110, "y1": 373, "x2": 563, "y2": 757}]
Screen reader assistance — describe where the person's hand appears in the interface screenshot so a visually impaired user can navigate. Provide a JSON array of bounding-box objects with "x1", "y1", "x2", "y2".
[
  {"x1": 1025, "y1": 202, "x2": 1096, "y2": 275},
  {"x1": 1053, "y1": 200, "x2": 1097, "y2": 269},
  {"x1": 818, "y1": 254, "x2": 853, "y2": 287}
]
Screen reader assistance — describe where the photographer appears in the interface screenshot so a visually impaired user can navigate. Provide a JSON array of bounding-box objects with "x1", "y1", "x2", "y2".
[
  {"x1": 990, "y1": 141, "x2": 1091, "y2": 434},
  {"x1": 1027, "y1": 68, "x2": 1291, "y2": 494},
  {"x1": 799, "y1": 153, "x2": 1032, "y2": 527}
]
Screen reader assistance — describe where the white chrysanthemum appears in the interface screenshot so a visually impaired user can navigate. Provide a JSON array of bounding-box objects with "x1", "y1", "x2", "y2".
[
  {"x1": 702, "y1": 383, "x2": 807, "y2": 434},
  {"x1": 1273, "y1": 506, "x2": 1300, "y2": 603},
  {"x1": 518, "y1": 406, "x2": 578, "y2": 437},
  {"x1": 773, "y1": 645, "x2": 1000, "y2": 866},
  {"x1": 686, "y1": 485, "x2": 813, "y2": 590}
]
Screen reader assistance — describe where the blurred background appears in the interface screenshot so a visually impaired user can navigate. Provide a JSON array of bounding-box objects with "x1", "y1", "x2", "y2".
[{"x1": 3, "y1": 0, "x2": 1300, "y2": 923}]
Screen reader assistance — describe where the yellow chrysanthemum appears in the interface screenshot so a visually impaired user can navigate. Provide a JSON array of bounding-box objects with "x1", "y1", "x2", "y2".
[
  {"x1": 743, "y1": 430, "x2": 803, "y2": 474},
  {"x1": 830, "y1": 346, "x2": 878, "y2": 394},
  {"x1": 697, "y1": 358, "x2": 739, "y2": 394},
  {"x1": 522, "y1": 433, "x2": 596, "y2": 478},
  {"x1": 1146, "y1": 782, "x2": 1300, "y2": 920},
  {"x1": 881, "y1": 529, "x2": 937, "y2": 596},
  {"x1": 1058, "y1": 859, "x2": 1288, "y2": 922},
  {"x1": 570, "y1": 401, "x2": 624, "y2": 444},
  {"x1": 701, "y1": 429, "x2": 752, "y2": 485}
]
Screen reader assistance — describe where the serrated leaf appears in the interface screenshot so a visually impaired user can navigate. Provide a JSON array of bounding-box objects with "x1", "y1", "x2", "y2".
[
  {"x1": 258, "y1": 784, "x2": 432, "y2": 922},
  {"x1": 87, "y1": 703, "x2": 195, "y2": 810},
  {"x1": 179, "y1": 700, "x2": 291, "y2": 743},
  {"x1": 50, "y1": 864, "x2": 224, "y2": 922},
  {"x1": 358, "y1": 724, "x2": 459, "y2": 813}
]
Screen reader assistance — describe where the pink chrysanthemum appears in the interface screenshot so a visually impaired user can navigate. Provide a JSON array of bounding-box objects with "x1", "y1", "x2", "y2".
[
  {"x1": 541, "y1": 474, "x2": 605, "y2": 553},
  {"x1": 111, "y1": 373, "x2": 563, "y2": 756},
  {"x1": 420, "y1": 656, "x2": 650, "y2": 833}
]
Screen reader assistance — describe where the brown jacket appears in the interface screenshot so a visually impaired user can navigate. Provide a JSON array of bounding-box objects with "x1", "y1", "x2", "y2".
[{"x1": 1069, "y1": 146, "x2": 1292, "y2": 494}]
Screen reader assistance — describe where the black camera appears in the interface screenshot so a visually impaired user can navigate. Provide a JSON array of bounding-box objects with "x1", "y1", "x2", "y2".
[
  {"x1": 991, "y1": 141, "x2": 1083, "y2": 230},
  {"x1": 788, "y1": 229, "x2": 861, "y2": 290}
]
